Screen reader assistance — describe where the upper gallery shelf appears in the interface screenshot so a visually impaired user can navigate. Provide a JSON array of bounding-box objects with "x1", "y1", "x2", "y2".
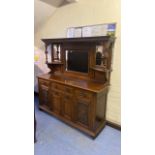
[{"x1": 42, "y1": 36, "x2": 116, "y2": 82}]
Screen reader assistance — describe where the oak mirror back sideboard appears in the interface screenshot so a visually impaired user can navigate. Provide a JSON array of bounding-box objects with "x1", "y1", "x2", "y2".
[{"x1": 38, "y1": 36, "x2": 115, "y2": 138}]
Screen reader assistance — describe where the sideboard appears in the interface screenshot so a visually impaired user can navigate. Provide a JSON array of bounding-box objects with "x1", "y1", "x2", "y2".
[{"x1": 38, "y1": 36, "x2": 115, "y2": 138}]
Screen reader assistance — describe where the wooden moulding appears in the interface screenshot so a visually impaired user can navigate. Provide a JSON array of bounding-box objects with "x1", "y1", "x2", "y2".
[
  {"x1": 90, "y1": 66, "x2": 112, "y2": 73},
  {"x1": 47, "y1": 63, "x2": 64, "y2": 74},
  {"x1": 42, "y1": 36, "x2": 115, "y2": 44}
]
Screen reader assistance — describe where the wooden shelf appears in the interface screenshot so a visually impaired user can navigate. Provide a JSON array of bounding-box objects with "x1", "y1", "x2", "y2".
[
  {"x1": 47, "y1": 62, "x2": 63, "y2": 65},
  {"x1": 90, "y1": 66, "x2": 111, "y2": 73},
  {"x1": 47, "y1": 62, "x2": 64, "y2": 73}
]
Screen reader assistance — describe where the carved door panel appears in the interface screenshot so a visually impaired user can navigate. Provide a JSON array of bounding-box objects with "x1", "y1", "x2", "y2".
[
  {"x1": 62, "y1": 95, "x2": 72, "y2": 120},
  {"x1": 75, "y1": 99, "x2": 91, "y2": 128},
  {"x1": 39, "y1": 84, "x2": 49, "y2": 107},
  {"x1": 50, "y1": 91, "x2": 61, "y2": 114}
]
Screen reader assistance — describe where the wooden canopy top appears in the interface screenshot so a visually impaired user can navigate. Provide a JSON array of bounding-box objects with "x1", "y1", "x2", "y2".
[{"x1": 42, "y1": 36, "x2": 115, "y2": 45}]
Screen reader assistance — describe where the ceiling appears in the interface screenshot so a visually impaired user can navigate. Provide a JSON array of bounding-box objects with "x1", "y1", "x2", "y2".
[
  {"x1": 40, "y1": 0, "x2": 66, "y2": 7},
  {"x1": 34, "y1": 0, "x2": 78, "y2": 31}
]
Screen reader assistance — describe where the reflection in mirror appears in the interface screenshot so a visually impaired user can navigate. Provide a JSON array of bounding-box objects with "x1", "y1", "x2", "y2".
[
  {"x1": 96, "y1": 45, "x2": 104, "y2": 66},
  {"x1": 53, "y1": 45, "x2": 57, "y2": 60},
  {"x1": 65, "y1": 50, "x2": 88, "y2": 73},
  {"x1": 58, "y1": 45, "x2": 61, "y2": 60},
  {"x1": 96, "y1": 51, "x2": 102, "y2": 65},
  {"x1": 47, "y1": 44, "x2": 52, "y2": 63},
  {"x1": 53, "y1": 44, "x2": 61, "y2": 61},
  {"x1": 65, "y1": 50, "x2": 68, "y2": 71}
]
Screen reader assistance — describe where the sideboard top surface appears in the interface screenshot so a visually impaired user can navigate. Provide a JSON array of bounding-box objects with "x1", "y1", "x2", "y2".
[{"x1": 38, "y1": 73, "x2": 108, "y2": 93}]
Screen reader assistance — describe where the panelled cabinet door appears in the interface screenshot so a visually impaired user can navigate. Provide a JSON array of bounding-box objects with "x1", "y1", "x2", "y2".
[
  {"x1": 49, "y1": 82, "x2": 63, "y2": 114},
  {"x1": 62, "y1": 95, "x2": 72, "y2": 120},
  {"x1": 62, "y1": 86, "x2": 73, "y2": 120},
  {"x1": 39, "y1": 84, "x2": 49, "y2": 108},
  {"x1": 74, "y1": 89, "x2": 93, "y2": 128},
  {"x1": 75, "y1": 99, "x2": 91, "y2": 128},
  {"x1": 50, "y1": 91, "x2": 61, "y2": 114}
]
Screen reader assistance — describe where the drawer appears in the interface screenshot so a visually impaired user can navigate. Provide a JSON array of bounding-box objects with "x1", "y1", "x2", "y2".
[
  {"x1": 75, "y1": 89, "x2": 92, "y2": 101},
  {"x1": 63, "y1": 94, "x2": 72, "y2": 100},
  {"x1": 51, "y1": 82, "x2": 63, "y2": 91},
  {"x1": 39, "y1": 79, "x2": 49, "y2": 86},
  {"x1": 63, "y1": 86, "x2": 73, "y2": 95},
  {"x1": 52, "y1": 91, "x2": 61, "y2": 96}
]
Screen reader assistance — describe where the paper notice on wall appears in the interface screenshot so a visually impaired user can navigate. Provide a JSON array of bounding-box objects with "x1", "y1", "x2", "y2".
[
  {"x1": 67, "y1": 28, "x2": 75, "y2": 38},
  {"x1": 107, "y1": 23, "x2": 116, "y2": 36},
  {"x1": 91, "y1": 24, "x2": 108, "y2": 36},
  {"x1": 67, "y1": 23, "x2": 116, "y2": 38},
  {"x1": 74, "y1": 28, "x2": 82, "y2": 37},
  {"x1": 82, "y1": 26, "x2": 92, "y2": 37}
]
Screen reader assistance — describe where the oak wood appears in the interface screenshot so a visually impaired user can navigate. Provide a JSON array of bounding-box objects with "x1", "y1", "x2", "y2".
[
  {"x1": 42, "y1": 36, "x2": 115, "y2": 45},
  {"x1": 38, "y1": 36, "x2": 115, "y2": 138}
]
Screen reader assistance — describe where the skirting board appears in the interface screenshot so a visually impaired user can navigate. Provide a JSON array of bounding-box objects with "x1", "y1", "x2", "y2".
[
  {"x1": 106, "y1": 120, "x2": 121, "y2": 131},
  {"x1": 34, "y1": 92, "x2": 121, "y2": 131}
]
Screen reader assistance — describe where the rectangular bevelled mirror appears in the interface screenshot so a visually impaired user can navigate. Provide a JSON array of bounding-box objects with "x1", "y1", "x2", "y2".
[{"x1": 65, "y1": 50, "x2": 88, "y2": 73}]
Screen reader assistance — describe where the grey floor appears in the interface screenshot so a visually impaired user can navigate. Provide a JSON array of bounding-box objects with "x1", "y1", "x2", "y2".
[{"x1": 34, "y1": 95, "x2": 121, "y2": 155}]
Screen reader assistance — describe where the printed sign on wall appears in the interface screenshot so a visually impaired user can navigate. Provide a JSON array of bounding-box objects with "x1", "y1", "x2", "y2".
[{"x1": 67, "y1": 23, "x2": 116, "y2": 38}]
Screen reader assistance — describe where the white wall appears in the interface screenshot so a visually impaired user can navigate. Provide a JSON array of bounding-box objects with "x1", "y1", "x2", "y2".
[
  {"x1": 34, "y1": 0, "x2": 56, "y2": 32},
  {"x1": 34, "y1": 0, "x2": 121, "y2": 125}
]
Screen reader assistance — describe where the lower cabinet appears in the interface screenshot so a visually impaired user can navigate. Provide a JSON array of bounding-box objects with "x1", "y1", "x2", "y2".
[
  {"x1": 38, "y1": 78, "x2": 107, "y2": 137},
  {"x1": 39, "y1": 80, "x2": 92, "y2": 126}
]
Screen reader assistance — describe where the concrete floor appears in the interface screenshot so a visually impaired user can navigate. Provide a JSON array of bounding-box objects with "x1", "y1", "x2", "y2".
[{"x1": 34, "y1": 95, "x2": 121, "y2": 155}]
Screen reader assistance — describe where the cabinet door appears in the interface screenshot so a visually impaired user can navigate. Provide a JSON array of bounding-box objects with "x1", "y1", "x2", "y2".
[
  {"x1": 62, "y1": 86, "x2": 73, "y2": 120},
  {"x1": 39, "y1": 84, "x2": 49, "y2": 107},
  {"x1": 50, "y1": 91, "x2": 61, "y2": 114},
  {"x1": 74, "y1": 89, "x2": 93, "y2": 128},
  {"x1": 62, "y1": 95, "x2": 72, "y2": 120},
  {"x1": 75, "y1": 99, "x2": 91, "y2": 128}
]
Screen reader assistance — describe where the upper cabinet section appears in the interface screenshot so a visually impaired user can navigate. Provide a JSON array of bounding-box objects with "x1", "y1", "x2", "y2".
[{"x1": 42, "y1": 36, "x2": 115, "y2": 83}]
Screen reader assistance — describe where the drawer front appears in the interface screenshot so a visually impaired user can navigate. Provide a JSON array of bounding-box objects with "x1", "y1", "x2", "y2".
[
  {"x1": 63, "y1": 86, "x2": 73, "y2": 95},
  {"x1": 63, "y1": 94, "x2": 72, "y2": 100},
  {"x1": 39, "y1": 79, "x2": 49, "y2": 86},
  {"x1": 75, "y1": 89, "x2": 92, "y2": 101},
  {"x1": 51, "y1": 82, "x2": 63, "y2": 91},
  {"x1": 52, "y1": 91, "x2": 61, "y2": 96}
]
